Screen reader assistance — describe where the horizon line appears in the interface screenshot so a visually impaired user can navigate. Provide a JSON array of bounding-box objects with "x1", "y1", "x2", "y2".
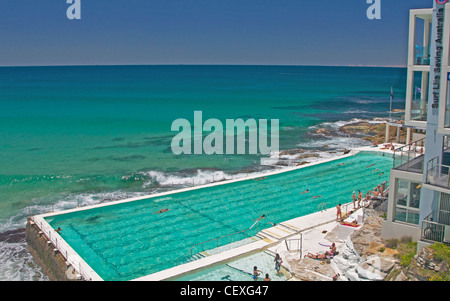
[{"x1": 0, "y1": 63, "x2": 407, "y2": 68}]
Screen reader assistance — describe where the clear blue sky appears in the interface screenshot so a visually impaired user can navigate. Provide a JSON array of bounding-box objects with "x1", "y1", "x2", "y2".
[{"x1": 0, "y1": 0, "x2": 432, "y2": 66}]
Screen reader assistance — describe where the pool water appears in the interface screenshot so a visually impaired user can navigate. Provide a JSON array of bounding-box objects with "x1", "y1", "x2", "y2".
[
  {"x1": 175, "y1": 252, "x2": 288, "y2": 281},
  {"x1": 45, "y1": 152, "x2": 392, "y2": 281}
]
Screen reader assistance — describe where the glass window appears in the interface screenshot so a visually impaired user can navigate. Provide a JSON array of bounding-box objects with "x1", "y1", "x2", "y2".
[
  {"x1": 409, "y1": 182, "x2": 421, "y2": 209},
  {"x1": 396, "y1": 179, "x2": 409, "y2": 207},
  {"x1": 439, "y1": 193, "x2": 450, "y2": 225},
  {"x1": 410, "y1": 71, "x2": 428, "y2": 122},
  {"x1": 394, "y1": 179, "x2": 421, "y2": 225},
  {"x1": 395, "y1": 207, "x2": 407, "y2": 223},
  {"x1": 407, "y1": 210, "x2": 420, "y2": 225}
]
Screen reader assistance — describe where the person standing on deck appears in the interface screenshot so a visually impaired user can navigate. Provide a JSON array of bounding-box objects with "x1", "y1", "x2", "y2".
[
  {"x1": 336, "y1": 204, "x2": 342, "y2": 222},
  {"x1": 352, "y1": 192, "x2": 356, "y2": 209},
  {"x1": 357, "y1": 190, "x2": 363, "y2": 208}
]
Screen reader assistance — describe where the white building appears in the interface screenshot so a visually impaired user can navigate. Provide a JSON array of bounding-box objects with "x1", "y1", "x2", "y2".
[{"x1": 382, "y1": 2, "x2": 450, "y2": 251}]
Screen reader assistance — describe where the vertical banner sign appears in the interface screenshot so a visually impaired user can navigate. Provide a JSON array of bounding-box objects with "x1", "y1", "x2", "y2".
[
  {"x1": 428, "y1": 0, "x2": 447, "y2": 121},
  {"x1": 430, "y1": 1, "x2": 446, "y2": 112}
]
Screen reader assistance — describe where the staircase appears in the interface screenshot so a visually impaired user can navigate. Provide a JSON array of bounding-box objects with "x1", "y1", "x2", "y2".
[{"x1": 256, "y1": 222, "x2": 300, "y2": 243}]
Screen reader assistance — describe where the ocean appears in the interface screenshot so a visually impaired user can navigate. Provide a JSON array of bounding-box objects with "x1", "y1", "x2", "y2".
[{"x1": 0, "y1": 65, "x2": 406, "y2": 280}]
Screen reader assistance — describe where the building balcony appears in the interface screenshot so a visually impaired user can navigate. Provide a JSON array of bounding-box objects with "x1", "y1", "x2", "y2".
[
  {"x1": 421, "y1": 212, "x2": 450, "y2": 244},
  {"x1": 425, "y1": 142, "x2": 450, "y2": 190},
  {"x1": 425, "y1": 162, "x2": 450, "y2": 190},
  {"x1": 393, "y1": 138, "x2": 425, "y2": 174}
]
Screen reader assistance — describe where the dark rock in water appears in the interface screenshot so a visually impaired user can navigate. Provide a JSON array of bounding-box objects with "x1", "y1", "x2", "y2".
[
  {"x1": 296, "y1": 153, "x2": 319, "y2": 159},
  {"x1": 279, "y1": 148, "x2": 306, "y2": 156},
  {"x1": 338, "y1": 121, "x2": 399, "y2": 144},
  {"x1": 0, "y1": 228, "x2": 26, "y2": 243},
  {"x1": 314, "y1": 128, "x2": 333, "y2": 136}
]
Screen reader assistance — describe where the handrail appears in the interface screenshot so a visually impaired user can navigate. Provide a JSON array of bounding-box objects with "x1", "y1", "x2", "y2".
[
  {"x1": 28, "y1": 216, "x2": 92, "y2": 281},
  {"x1": 421, "y1": 212, "x2": 447, "y2": 243},
  {"x1": 284, "y1": 233, "x2": 303, "y2": 259},
  {"x1": 318, "y1": 202, "x2": 327, "y2": 212},
  {"x1": 392, "y1": 137, "x2": 426, "y2": 170},
  {"x1": 425, "y1": 159, "x2": 450, "y2": 189},
  {"x1": 183, "y1": 226, "x2": 258, "y2": 259}
]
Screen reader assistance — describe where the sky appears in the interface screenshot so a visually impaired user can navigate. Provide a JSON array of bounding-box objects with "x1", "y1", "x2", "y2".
[{"x1": 0, "y1": 0, "x2": 434, "y2": 67}]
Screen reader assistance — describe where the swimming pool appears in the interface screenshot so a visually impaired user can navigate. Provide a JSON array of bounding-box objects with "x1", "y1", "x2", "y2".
[
  {"x1": 174, "y1": 251, "x2": 288, "y2": 281},
  {"x1": 43, "y1": 152, "x2": 392, "y2": 280}
]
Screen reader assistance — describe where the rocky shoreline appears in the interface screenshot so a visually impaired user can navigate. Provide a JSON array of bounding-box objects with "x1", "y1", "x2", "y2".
[
  {"x1": 337, "y1": 119, "x2": 407, "y2": 145},
  {"x1": 286, "y1": 207, "x2": 449, "y2": 281},
  {"x1": 275, "y1": 118, "x2": 406, "y2": 167}
]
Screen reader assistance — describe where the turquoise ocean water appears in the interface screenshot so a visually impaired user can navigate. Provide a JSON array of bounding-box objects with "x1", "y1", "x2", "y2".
[{"x1": 0, "y1": 65, "x2": 406, "y2": 280}]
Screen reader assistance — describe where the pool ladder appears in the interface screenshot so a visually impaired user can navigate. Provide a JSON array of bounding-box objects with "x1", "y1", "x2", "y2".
[
  {"x1": 187, "y1": 252, "x2": 207, "y2": 262},
  {"x1": 318, "y1": 202, "x2": 327, "y2": 212},
  {"x1": 182, "y1": 225, "x2": 259, "y2": 260}
]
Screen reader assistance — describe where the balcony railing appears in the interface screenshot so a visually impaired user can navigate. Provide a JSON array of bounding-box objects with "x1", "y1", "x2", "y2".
[
  {"x1": 393, "y1": 137, "x2": 425, "y2": 173},
  {"x1": 411, "y1": 100, "x2": 427, "y2": 122},
  {"x1": 421, "y1": 213, "x2": 450, "y2": 244},
  {"x1": 426, "y1": 149, "x2": 450, "y2": 190}
]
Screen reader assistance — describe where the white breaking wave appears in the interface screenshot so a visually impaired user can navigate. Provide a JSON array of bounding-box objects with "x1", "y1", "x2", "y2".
[
  {"x1": 308, "y1": 118, "x2": 386, "y2": 132},
  {"x1": 343, "y1": 109, "x2": 371, "y2": 114},
  {"x1": 0, "y1": 241, "x2": 48, "y2": 281},
  {"x1": 140, "y1": 169, "x2": 272, "y2": 187},
  {"x1": 297, "y1": 136, "x2": 369, "y2": 150}
]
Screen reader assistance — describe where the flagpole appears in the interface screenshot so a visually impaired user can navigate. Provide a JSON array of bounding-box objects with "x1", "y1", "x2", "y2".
[{"x1": 389, "y1": 87, "x2": 393, "y2": 122}]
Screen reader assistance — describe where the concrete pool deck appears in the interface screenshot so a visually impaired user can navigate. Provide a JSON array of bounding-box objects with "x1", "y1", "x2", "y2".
[{"x1": 27, "y1": 143, "x2": 401, "y2": 281}]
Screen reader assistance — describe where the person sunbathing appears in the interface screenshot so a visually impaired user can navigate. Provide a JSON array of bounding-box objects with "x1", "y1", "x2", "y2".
[
  {"x1": 340, "y1": 210, "x2": 354, "y2": 221},
  {"x1": 341, "y1": 220, "x2": 358, "y2": 227},
  {"x1": 305, "y1": 252, "x2": 330, "y2": 261}
]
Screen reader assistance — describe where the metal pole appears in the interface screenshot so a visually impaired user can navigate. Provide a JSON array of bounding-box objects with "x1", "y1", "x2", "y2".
[{"x1": 390, "y1": 87, "x2": 393, "y2": 122}]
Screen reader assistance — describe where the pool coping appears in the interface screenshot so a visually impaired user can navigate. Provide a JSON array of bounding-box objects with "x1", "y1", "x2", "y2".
[{"x1": 28, "y1": 144, "x2": 398, "y2": 281}]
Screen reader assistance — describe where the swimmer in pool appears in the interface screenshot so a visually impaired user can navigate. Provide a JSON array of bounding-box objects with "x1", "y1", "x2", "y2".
[
  {"x1": 249, "y1": 214, "x2": 266, "y2": 229},
  {"x1": 299, "y1": 189, "x2": 310, "y2": 194},
  {"x1": 155, "y1": 209, "x2": 170, "y2": 214},
  {"x1": 312, "y1": 195, "x2": 323, "y2": 199},
  {"x1": 256, "y1": 214, "x2": 266, "y2": 221},
  {"x1": 252, "y1": 266, "x2": 263, "y2": 281},
  {"x1": 366, "y1": 164, "x2": 374, "y2": 168}
]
